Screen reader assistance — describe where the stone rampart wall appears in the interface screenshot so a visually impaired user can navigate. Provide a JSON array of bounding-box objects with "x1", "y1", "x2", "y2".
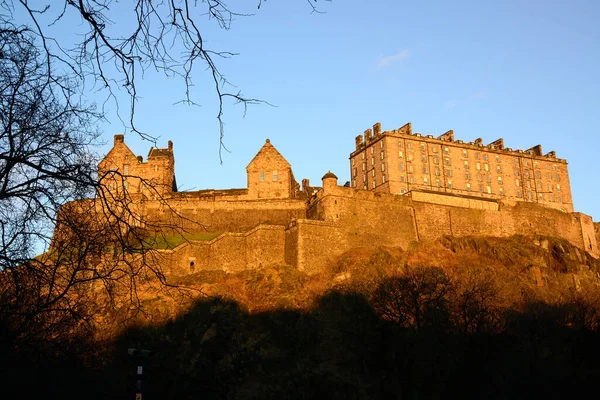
[
  {"x1": 144, "y1": 198, "x2": 306, "y2": 233},
  {"x1": 156, "y1": 224, "x2": 286, "y2": 275}
]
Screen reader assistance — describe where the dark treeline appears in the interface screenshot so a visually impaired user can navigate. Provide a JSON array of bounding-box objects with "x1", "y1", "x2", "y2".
[{"x1": 2, "y1": 265, "x2": 600, "y2": 400}]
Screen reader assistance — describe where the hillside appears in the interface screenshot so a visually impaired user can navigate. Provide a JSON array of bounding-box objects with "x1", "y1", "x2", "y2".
[{"x1": 4, "y1": 234, "x2": 600, "y2": 399}]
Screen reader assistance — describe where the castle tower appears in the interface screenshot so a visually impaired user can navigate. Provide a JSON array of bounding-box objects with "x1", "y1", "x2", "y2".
[
  {"x1": 246, "y1": 139, "x2": 298, "y2": 199},
  {"x1": 98, "y1": 135, "x2": 177, "y2": 200}
]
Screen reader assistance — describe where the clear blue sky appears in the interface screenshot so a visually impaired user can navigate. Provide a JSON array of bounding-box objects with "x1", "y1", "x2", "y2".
[{"x1": 92, "y1": 0, "x2": 599, "y2": 220}]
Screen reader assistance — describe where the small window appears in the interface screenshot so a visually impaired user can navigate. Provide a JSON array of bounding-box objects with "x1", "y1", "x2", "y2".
[
  {"x1": 464, "y1": 160, "x2": 469, "y2": 169},
  {"x1": 424, "y1": 177, "x2": 429, "y2": 185},
  {"x1": 421, "y1": 154, "x2": 426, "y2": 163},
  {"x1": 123, "y1": 164, "x2": 129, "y2": 174},
  {"x1": 483, "y1": 154, "x2": 488, "y2": 161},
  {"x1": 435, "y1": 167, "x2": 440, "y2": 176},
  {"x1": 433, "y1": 147, "x2": 438, "y2": 153},
  {"x1": 362, "y1": 163, "x2": 366, "y2": 171},
  {"x1": 381, "y1": 163, "x2": 385, "y2": 172},
  {"x1": 353, "y1": 168, "x2": 357, "y2": 177},
  {"x1": 486, "y1": 186, "x2": 491, "y2": 194},
  {"x1": 400, "y1": 163, "x2": 405, "y2": 171},
  {"x1": 516, "y1": 179, "x2": 520, "y2": 186},
  {"x1": 260, "y1": 171, "x2": 265, "y2": 182},
  {"x1": 372, "y1": 181, "x2": 376, "y2": 188},
  {"x1": 477, "y1": 173, "x2": 482, "y2": 182},
  {"x1": 514, "y1": 167, "x2": 519, "y2": 176},
  {"x1": 476, "y1": 162, "x2": 481, "y2": 171},
  {"x1": 420, "y1": 143, "x2": 426, "y2": 151},
  {"x1": 399, "y1": 151, "x2": 404, "y2": 158},
  {"x1": 498, "y1": 176, "x2": 503, "y2": 185},
  {"x1": 398, "y1": 141, "x2": 403, "y2": 148},
  {"x1": 362, "y1": 153, "x2": 365, "y2": 159},
  {"x1": 495, "y1": 155, "x2": 500, "y2": 162},
  {"x1": 380, "y1": 141, "x2": 384, "y2": 148},
  {"x1": 538, "y1": 193, "x2": 543, "y2": 200},
  {"x1": 475, "y1": 152, "x2": 480, "y2": 160},
  {"x1": 486, "y1": 175, "x2": 491, "y2": 183},
  {"x1": 448, "y1": 181, "x2": 453, "y2": 189},
  {"x1": 463, "y1": 150, "x2": 468, "y2": 158},
  {"x1": 484, "y1": 164, "x2": 489, "y2": 172},
  {"x1": 466, "y1": 171, "x2": 470, "y2": 180},
  {"x1": 352, "y1": 159, "x2": 355, "y2": 165},
  {"x1": 272, "y1": 170, "x2": 278, "y2": 181},
  {"x1": 547, "y1": 172, "x2": 551, "y2": 180},
  {"x1": 380, "y1": 151, "x2": 384, "y2": 160},
  {"x1": 400, "y1": 175, "x2": 405, "y2": 183},
  {"x1": 407, "y1": 142, "x2": 413, "y2": 150},
  {"x1": 408, "y1": 164, "x2": 414, "y2": 173},
  {"x1": 517, "y1": 190, "x2": 522, "y2": 198},
  {"x1": 400, "y1": 188, "x2": 407, "y2": 194},
  {"x1": 409, "y1": 176, "x2": 415, "y2": 184},
  {"x1": 513, "y1": 158, "x2": 518, "y2": 166},
  {"x1": 535, "y1": 170, "x2": 541, "y2": 179},
  {"x1": 445, "y1": 158, "x2": 451, "y2": 166},
  {"x1": 422, "y1": 166, "x2": 427, "y2": 174},
  {"x1": 534, "y1": 161, "x2": 539, "y2": 168},
  {"x1": 372, "y1": 169, "x2": 375, "y2": 177},
  {"x1": 436, "y1": 179, "x2": 441, "y2": 188},
  {"x1": 466, "y1": 183, "x2": 471, "y2": 192},
  {"x1": 479, "y1": 184, "x2": 483, "y2": 193},
  {"x1": 382, "y1": 175, "x2": 386, "y2": 183},
  {"x1": 124, "y1": 181, "x2": 129, "y2": 190},
  {"x1": 499, "y1": 187, "x2": 504, "y2": 196},
  {"x1": 408, "y1": 153, "x2": 413, "y2": 161},
  {"x1": 496, "y1": 165, "x2": 501, "y2": 173},
  {"x1": 528, "y1": 191, "x2": 533, "y2": 200},
  {"x1": 549, "y1": 184, "x2": 553, "y2": 192},
  {"x1": 447, "y1": 170, "x2": 452, "y2": 178},
  {"x1": 371, "y1": 158, "x2": 374, "y2": 166},
  {"x1": 558, "y1": 195, "x2": 562, "y2": 203},
  {"x1": 108, "y1": 182, "x2": 114, "y2": 190},
  {"x1": 433, "y1": 155, "x2": 439, "y2": 164},
  {"x1": 371, "y1": 147, "x2": 374, "y2": 154},
  {"x1": 555, "y1": 174, "x2": 560, "y2": 182},
  {"x1": 444, "y1": 147, "x2": 449, "y2": 154},
  {"x1": 557, "y1": 184, "x2": 561, "y2": 192}
]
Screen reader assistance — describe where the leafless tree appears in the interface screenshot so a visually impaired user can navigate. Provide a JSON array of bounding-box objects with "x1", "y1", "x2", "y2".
[
  {"x1": 371, "y1": 266, "x2": 453, "y2": 331},
  {"x1": 2, "y1": 0, "x2": 330, "y2": 157}
]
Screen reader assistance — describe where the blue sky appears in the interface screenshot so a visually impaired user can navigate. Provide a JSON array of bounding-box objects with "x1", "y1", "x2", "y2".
[{"x1": 89, "y1": 0, "x2": 600, "y2": 220}]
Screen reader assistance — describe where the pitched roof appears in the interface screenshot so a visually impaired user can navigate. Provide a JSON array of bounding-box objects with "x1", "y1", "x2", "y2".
[{"x1": 246, "y1": 139, "x2": 291, "y2": 168}]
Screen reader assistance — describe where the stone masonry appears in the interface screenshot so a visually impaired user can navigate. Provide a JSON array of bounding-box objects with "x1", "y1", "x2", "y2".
[{"x1": 88, "y1": 123, "x2": 596, "y2": 275}]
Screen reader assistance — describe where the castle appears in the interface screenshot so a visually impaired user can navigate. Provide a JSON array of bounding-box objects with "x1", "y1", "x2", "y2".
[{"x1": 96, "y1": 122, "x2": 597, "y2": 275}]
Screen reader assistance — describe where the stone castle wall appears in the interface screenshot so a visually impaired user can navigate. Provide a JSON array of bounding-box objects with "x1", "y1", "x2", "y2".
[{"x1": 156, "y1": 224, "x2": 286, "y2": 276}]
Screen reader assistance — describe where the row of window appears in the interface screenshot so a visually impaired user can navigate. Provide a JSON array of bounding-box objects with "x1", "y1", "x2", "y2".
[{"x1": 259, "y1": 170, "x2": 278, "y2": 182}]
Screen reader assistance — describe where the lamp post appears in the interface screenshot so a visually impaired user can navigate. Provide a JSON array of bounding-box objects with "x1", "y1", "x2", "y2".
[{"x1": 127, "y1": 348, "x2": 152, "y2": 399}]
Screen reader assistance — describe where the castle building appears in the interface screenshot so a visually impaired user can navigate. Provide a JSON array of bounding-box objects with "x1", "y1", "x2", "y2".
[
  {"x1": 349, "y1": 122, "x2": 573, "y2": 213},
  {"x1": 81, "y1": 122, "x2": 597, "y2": 276}
]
